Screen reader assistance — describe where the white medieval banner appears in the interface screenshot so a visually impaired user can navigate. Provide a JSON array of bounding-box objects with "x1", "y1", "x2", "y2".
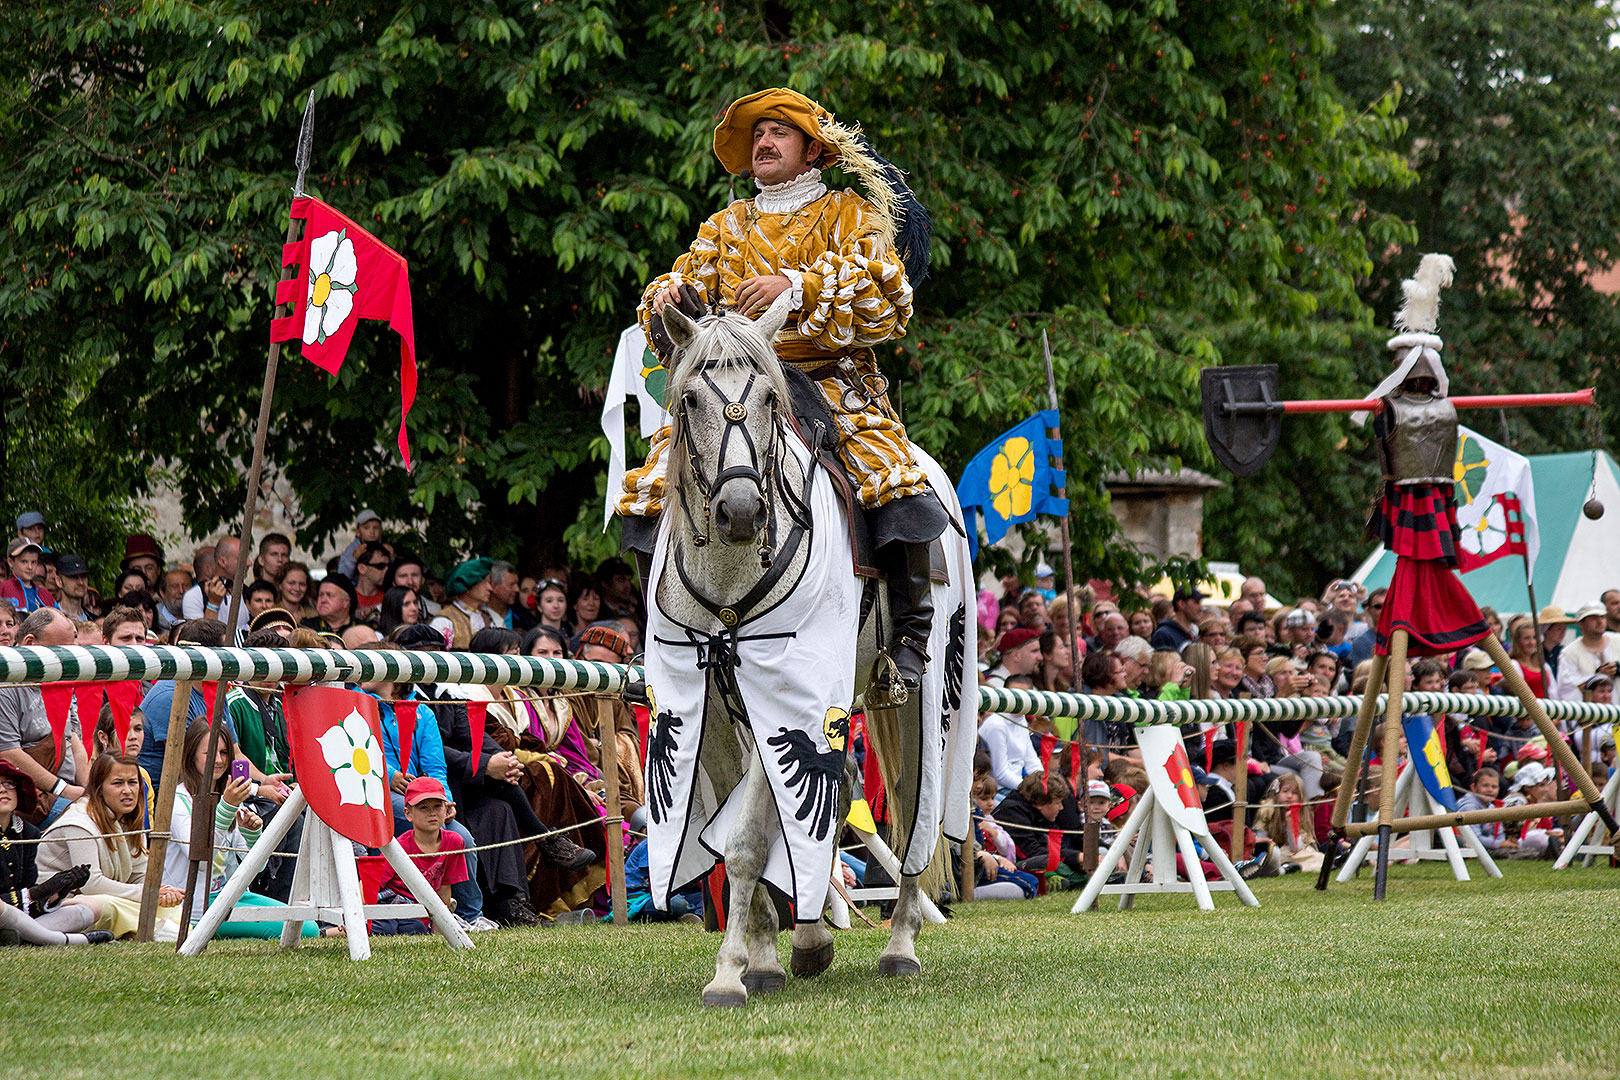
[
  {"x1": 600, "y1": 325, "x2": 671, "y2": 529},
  {"x1": 1453, "y1": 425, "x2": 1539, "y2": 573},
  {"x1": 1136, "y1": 725, "x2": 1214, "y2": 835}
]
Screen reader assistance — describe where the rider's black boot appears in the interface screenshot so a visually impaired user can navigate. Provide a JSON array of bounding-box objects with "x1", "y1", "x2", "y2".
[{"x1": 880, "y1": 539, "x2": 934, "y2": 696}]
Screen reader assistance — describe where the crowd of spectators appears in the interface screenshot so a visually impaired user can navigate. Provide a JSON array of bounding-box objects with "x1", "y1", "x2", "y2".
[
  {"x1": 969, "y1": 571, "x2": 1619, "y2": 893},
  {"x1": 0, "y1": 510, "x2": 664, "y2": 945},
  {"x1": 3, "y1": 504, "x2": 1618, "y2": 944}
]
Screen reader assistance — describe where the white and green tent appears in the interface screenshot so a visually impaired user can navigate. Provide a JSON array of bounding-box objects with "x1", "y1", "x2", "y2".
[{"x1": 1352, "y1": 448, "x2": 1620, "y2": 617}]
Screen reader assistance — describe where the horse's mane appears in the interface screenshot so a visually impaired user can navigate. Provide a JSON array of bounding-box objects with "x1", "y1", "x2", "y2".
[{"x1": 665, "y1": 311, "x2": 794, "y2": 503}]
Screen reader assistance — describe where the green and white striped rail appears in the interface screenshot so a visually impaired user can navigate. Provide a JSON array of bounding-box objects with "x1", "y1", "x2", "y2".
[
  {"x1": 976, "y1": 685, "x2": 1620, "y2": 727},
  {"x1": 0, "y1": 645, "x2": 638, "y2": 694},
  {"x1": 4, "y1": 647, "x2": 1620, "y2": 727}
]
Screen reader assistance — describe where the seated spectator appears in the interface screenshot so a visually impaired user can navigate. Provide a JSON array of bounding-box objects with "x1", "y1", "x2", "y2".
[
  {"x1": 1212, "y1": 647, "x2": 1244, "y2": 700},
  {"x1": 335, "y1": 509, "x2": 384, "y2": 581},
  {"x1": 1017, "y1": 588, "x2": 1049, "y2": 631},
  {"x1": 0, "y1": 608, "x2": 89, "y2": 826},
  {"x1": 0, "y1": 598, "x2": 15, "y2": 647},
  {"x1": 377, "y1": 586, "x2": 422, "y2": 639},
  {"x1": 1235, "y1": 633, "x2": 1274, "y2": 698},
  {"x1": 1501, "y1": 761, "x2": 1562, "y2": 859},
  {"x1": 1203, "y1": 739, "x2": 1273, "y2": 825},
  {"x1": 37, "y1": 752, "x2": 182, "y2": 939},
  {"x1": 371, "y1": 777, "x2": 468, "y2": 936},
  {"x1": 571, "y1": 625, "x2": 647, "y2": 823},
  {"x1": 351, "y1": 541, "x2": 393, "y2": 621},
  {"x1": 114, "y1": 570, "x2": 150, "y2": 601},
  {"x1": 162, "y1": 723, "x2": 323, "y2": 939},
  {"x1": 1114, "y1": 635, "x2": 1152, "y2": 696},
  {"x1": 567, "y1": 579, "x2": 603, "y2": 636},
  {"x1": 1253, "y1": 772, "x2": 1318, "y2": 873},
  {"x1": 394, "y1": 625, "x2": 592, "y2": 927},
  {"x1": 2, "y1": 539, "x2": 55, "y2": 614},
  {"x1": 968, "y1": 774, "x2": 1038, "y2": 900},
  {"x1": 1456, "y1": 766, "x2": 1509, "y2": 852},
  {"x1": 447, "y1": 627, "x2": 607, "y2": 914},
  {"x1": 0, "y1": 761, "x2": 112, "y2": 946},
  {"x1": 1144, "y1": 650, "x2": 1190, "y2": 700},
  {"x1": 429, "y1": 558, "x2": 498, "y2": 648},
  {"x1": 1196, "y1": 616, "x2": 1230, "y2": 653},
  {"x1": 1037, "y1": 629, "x2": 1076, "y2": 692},
  {"x1": 136, "y1": 618, "x2": 229, "y2": 779},
  {"x1": 991, "y1": 771, "x2": 1080, "y2": 873},
  {"x1": 1128, "y1": 609, "x2": 1155, "y2": 640},
  {"x1": 274, "y1": 561, "x2": 315, "y2": 623},
  {"x1": 353, "y1": 642, "x2": 489, "y2": 932},
  {"x1": 301, "y1": 573, "x2": 357, "y2": 636},
  {"x1": 976, "y1": 696, "x2": 1042, "y2": 800}
]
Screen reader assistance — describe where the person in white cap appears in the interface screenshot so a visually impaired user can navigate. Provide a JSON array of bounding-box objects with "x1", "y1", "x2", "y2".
[{"x1": 1552, "y1": 602, "x2": 1620, "y2": 702}]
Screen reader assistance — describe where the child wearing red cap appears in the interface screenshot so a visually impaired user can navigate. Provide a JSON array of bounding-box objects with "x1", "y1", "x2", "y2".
[{"x1": 373, "y1": 777, "x2": 468, "y2": 935}]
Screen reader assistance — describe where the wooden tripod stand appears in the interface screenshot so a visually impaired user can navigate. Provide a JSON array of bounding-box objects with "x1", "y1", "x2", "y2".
[{"x1": 1318, "y1": 629, "x2": 1620, "y2": 898}]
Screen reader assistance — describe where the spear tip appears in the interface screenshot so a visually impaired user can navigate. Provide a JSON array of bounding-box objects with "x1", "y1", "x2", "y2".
[{"x1": 293, "y1": 90, "x2": 316, "y2": 198}]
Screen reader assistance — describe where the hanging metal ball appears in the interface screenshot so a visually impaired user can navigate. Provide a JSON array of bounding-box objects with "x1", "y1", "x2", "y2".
[{"x1": 1584, "y1": 497, "x2": 1605, "y2": 520}]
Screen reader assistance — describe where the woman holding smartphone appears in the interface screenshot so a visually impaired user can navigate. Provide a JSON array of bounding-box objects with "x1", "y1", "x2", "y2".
[{"x1": 163, "y1": 723, "x2": 324, "y2": 939}]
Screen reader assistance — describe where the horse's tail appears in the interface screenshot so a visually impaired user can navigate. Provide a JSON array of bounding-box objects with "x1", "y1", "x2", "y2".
[{"x1": 864, "y1": 701, "x2": 947, "y2": 901}]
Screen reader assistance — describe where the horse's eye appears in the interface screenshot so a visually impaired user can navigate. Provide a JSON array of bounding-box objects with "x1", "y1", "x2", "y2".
[{"x1": 682, "y1": 390, "x2": 701, "y2": 410}]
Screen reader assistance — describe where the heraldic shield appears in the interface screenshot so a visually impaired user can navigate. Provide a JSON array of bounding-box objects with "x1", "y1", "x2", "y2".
[{"x1": 284, "y1": 685, "x2": 395, "y2": 849}]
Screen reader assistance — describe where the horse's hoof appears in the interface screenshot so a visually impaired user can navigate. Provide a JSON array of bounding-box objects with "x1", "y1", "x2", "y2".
[
  {"x1": 702, "y1": 986, "x2": 748, "y2": 1008},
  {"x1": 741, "y1": 969, "x2": 786, "y2": 994},
  {"x1": 790, "y1": 940, "x2": 835, "y2": 978},
  {"x1": 877, "y1": 955, "x2": 921, "y2": 977}
]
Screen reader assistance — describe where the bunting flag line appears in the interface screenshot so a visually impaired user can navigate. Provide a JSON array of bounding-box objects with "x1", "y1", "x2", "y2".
[
  {"x1": 73, "y1": 684, "x2": 105, "y2": 758},
  {"x1": 269, "y1": 196, "x2": 419, "y2": 470},
  {"x1": 955, "y1": 410, "x2": 1068, "y2": 560}
]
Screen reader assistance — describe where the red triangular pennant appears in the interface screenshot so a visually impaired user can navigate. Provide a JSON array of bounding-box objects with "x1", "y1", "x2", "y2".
[
  {"x1": 104, "y1": 682, "x2": 141, "y2": 759},
  {"x1": 40, "y1": 684, "x2": 73, "y2": 769},
  {"x1": 465, "y1": 701, "x2": 487, "y2": 779},
  {"x1": 394, "y1": 701, "x2": 417, "y2": 779},
  {"x1": 1039, "y1": 732, "x2": 1056, "y2": 774},
  {"x1": 199, "y1": 681, "x2": 219, "y2": 720},
  {"x1": 73, "y1": 684, "x2": 106, "y2": 759}
]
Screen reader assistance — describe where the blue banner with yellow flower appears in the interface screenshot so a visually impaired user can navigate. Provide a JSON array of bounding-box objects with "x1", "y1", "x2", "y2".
[{"x1": 955, "y1": 410, "x2": 1067, "y2": 561}]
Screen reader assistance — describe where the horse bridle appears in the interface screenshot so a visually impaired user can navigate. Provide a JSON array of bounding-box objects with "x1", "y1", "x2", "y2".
[{"x1": 674, "y1": 365, "x2": 782, "y2": 567}]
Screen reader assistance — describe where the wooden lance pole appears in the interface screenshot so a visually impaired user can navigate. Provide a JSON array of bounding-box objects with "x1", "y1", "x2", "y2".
[
  {"x1": 1042, "y1": 330, "x2": 1095, "y2": 870},
  {"x1": 136, "y1": 680, "x2": 194, "y2": 941},
  {"x1": 181, "y1": 91, "x2": 317, "y2": 943}
]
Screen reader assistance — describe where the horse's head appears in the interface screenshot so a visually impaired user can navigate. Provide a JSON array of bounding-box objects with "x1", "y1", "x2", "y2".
[{"x1": 663, "y1": 291, "x2": 796, "y2": 548}]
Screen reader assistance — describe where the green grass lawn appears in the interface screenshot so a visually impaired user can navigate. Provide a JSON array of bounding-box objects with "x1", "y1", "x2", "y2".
[{"x1": 2, "y1": 860, "x2": 1616, "y2": 1080}]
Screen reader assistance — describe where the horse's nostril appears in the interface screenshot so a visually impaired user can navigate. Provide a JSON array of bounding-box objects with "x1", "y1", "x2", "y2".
[
  {"x1": 714, "y1": 500, "x2": 731, "y2": 532},
  {"x1": 752, "y1": 504, "x2": 767, "y2": 532}
]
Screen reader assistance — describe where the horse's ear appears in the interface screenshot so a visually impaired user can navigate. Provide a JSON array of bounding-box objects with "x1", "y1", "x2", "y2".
[
  {"x1": 752, "y1": 287, "x2": 797, "y2": 342},
  {"x1": 660, "y1": 304, "x2": 698, "y2": 352}
]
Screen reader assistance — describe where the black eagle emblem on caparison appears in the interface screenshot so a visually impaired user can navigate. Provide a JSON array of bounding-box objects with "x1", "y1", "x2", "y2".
[
  {"x1": 941, "y1": 603, "x2": 967, "y2": 723},
  {"x1": 646, "y1": 707, "x2": 683, "y2": 825},
  {"x1": 767, "y1": 707, "x2": 849, "y2": 841}
]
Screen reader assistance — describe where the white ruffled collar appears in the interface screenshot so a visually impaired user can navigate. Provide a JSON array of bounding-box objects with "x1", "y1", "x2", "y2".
[{"x1": 753, "y1": 168, "x2": 827, "y2": 214}]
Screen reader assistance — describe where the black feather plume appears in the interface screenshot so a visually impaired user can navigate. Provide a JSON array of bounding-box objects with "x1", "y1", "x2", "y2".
[{"x1": 852, "y1": 132, "x2": 933, "y2": 287}]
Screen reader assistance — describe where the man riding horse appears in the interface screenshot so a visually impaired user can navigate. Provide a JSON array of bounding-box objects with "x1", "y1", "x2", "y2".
[{"x1": 618, "y1": 87, "x2": 946, "y2": 696}]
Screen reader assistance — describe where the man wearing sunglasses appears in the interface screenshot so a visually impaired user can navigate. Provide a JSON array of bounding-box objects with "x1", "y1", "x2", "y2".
[{"x1": 353, "y1": 540, "x2": 392, "y2": 621}]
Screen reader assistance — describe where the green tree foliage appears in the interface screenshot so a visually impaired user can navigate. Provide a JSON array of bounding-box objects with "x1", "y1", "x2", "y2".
[
  {"x1": 0, "y1": 0, "x2": 1408, "y2": 591},
  {"x1": 1324, "y1": 0, "x2": 1620, "y2": 455}
]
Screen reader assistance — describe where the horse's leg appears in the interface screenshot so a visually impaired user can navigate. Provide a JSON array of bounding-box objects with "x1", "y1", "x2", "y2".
[
  {"x1": 790, "y1": 916, "x2": 835, "y2": 977},
  {"x1": 702, "y1": 753, "x2": 774, "y2": 1008},
  {"x1": 740, "y1": 889, "x2": 786, "y2": 994},
  {"x1": 877, "y1": 873, "x2": 924, "y2": 977}
]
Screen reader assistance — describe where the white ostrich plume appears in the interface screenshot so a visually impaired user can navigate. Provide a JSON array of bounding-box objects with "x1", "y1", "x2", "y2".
[{"x1": 1393, "y1": 253, "x2": 1455, "y2": 334}]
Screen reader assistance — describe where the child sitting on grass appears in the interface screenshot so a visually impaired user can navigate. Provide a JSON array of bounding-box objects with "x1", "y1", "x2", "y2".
[
  {"x1": 1456, "y1": 766, "x2": 1508, "y2": 852},
  {"x1": 373, "y1": 777, "x2": 468, "y2": 935}
]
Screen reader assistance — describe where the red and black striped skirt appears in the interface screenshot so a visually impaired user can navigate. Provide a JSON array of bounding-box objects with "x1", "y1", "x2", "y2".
[
  {"x1": 1367, "y1": 483, "x2": 1463, "y2": 566},
  {"x1": 1375, "y1": 557, "x2": 1491, "y2": 658}
]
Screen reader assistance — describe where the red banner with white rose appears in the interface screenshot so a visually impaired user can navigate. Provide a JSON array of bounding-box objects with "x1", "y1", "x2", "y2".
[
  {"x1": 269, "y1": 196, "x2": 419, "y2": 470},
  {"x1": 284, "y1": 684, "x2": 394, "y2": 848}
]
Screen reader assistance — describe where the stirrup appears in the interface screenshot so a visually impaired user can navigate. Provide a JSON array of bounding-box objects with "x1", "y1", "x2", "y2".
[{"x1": 865, "y1": 650, "x2": 910, "y2": 710}]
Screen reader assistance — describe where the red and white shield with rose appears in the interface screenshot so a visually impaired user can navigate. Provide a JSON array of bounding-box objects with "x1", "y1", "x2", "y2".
[{"x1": 284, "y1": 685, "x2": 394, "y2": 849}]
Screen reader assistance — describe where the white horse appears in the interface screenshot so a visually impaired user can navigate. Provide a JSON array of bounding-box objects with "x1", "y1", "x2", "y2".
[{"x1": 640, "y1": 293, "x2": 975, "y2": 1007}]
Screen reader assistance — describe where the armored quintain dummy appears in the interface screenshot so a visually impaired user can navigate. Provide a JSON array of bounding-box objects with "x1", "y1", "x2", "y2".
[{"x1": 1356, "y1": 255, "x2": 1491, "y2": 657}]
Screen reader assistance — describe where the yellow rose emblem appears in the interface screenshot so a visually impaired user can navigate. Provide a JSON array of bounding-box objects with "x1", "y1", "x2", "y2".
[{"x1": 988, "y1": 436, "x2": 1036, "y2": 520}]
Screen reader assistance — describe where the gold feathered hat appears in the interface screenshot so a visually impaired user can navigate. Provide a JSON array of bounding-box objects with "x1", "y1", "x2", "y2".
[{"x1": 712, "y1": 87, "x2": 933, "y2": 284}]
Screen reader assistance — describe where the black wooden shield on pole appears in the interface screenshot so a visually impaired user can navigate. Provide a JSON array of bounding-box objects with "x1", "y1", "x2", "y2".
[{"x1": 1201, "y1": 365, "x2": 1283, "y2": 476}]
